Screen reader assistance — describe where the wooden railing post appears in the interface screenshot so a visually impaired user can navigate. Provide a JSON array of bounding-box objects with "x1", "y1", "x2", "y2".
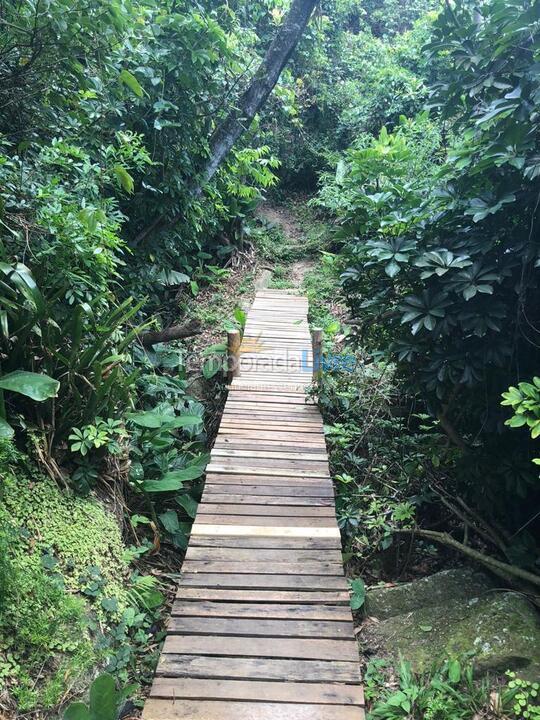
[
  {"x1": 311, "y1": 327, "x2": 323, "y2": 383},
  {"x1": 227, "y1": 329, "x2": 241, "y2": 383}
]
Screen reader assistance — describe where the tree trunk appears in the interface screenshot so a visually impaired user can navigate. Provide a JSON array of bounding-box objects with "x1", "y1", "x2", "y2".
[
  {"x1": 133, "y1": 0, "x2": 318, "y2": 245},
  {"x1": 199, "y1": 0, "x2": 318, "y2": 189}
]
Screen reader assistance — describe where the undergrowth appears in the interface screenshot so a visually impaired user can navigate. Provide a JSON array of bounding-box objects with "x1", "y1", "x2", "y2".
[{"x1": 365, "y1": 658, "x2": 540, "y2": 720}]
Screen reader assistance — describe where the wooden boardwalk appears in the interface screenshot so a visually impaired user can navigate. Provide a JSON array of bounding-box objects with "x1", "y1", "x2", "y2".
[{"x1": 143, "y1": 290, "x2": 365, "y2": 720}]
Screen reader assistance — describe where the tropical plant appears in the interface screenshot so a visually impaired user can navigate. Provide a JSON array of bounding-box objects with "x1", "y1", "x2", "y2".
[
  {"x1": 63, "y1": 673, "x2": 134, "y2": 720},
  {"x1": 318, "y1": 0, "x2": 540, "y2": 556},
  {"x1": 0, "y1": 260, "x2": 145, "y2": 447},
  {"x1": 502, "y1": 378, "x2": 540, "y2": 466}
]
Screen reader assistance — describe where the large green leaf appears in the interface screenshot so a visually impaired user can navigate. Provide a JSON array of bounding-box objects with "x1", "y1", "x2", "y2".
[
  {"x1": 349, "y1": 578, "x2": 366, "y2": 611},
  {"x1": 167, "y1": 415, "x2": 203, "y2": 429},
  {"x1": 159, "y1": 509, "x2": 181, "y2": 534},
  {"x1": 89, "y1": 673, "x2": 117, "y2": 720},
  {"x1": 119, "y1": 69, "x2": 143, "y2": 97},
  {"x1": 0, "y1": 418, "x2": 14, "y2": 439},
  {"x1": 112, "y1": 165, "x2": 134, "y2": 193},
  {"x1": 203, "y1": 358, "x2": 222, "y2": 379},
  {"x1": 0, "y1": 371, "x2": 59, "y2": 401},
  {"x1": 143, "y1": 455, "x2": 209, "y2": 492},
  {"x1": 63, "y1": 703, "x2": 91, "y2": 720},
  {"x1": 176, "y1": 493, "x2": 198, "y2": 518},
  {"x1": 127, "y1": 411, "x2": 169, "y2": 428},
  {"x1": 128, "y1": 411, "x2": 202, "y2": 429}
]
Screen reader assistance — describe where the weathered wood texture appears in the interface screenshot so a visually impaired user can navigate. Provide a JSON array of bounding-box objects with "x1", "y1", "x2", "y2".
[{"x1": 142, "y1": 290, "x2": 364, "y2": 720}]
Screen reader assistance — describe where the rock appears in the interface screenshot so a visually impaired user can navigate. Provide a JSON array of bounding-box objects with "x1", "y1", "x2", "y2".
[
  {"x1": 362, "y1": 569, "x2": 540, "y2": 679},
  {"x1": 365, "y1": 567, "x2": 494, "y2": 620},
  {"x1": 255, "y1": 269, "x2": 272, "y2": 290}
]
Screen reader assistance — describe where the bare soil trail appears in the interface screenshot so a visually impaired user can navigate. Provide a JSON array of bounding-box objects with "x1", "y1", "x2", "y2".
[{"x1": 257, "y1": 202, "x2": 316, "y2": 287}]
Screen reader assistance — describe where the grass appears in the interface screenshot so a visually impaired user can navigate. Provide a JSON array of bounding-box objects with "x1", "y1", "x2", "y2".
[{"x1": 303, "y1": 251, "x2": 346, "y2": 328}]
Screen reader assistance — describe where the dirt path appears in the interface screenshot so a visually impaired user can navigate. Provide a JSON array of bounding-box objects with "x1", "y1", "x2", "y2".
[{"x1": 257, "y1": 202, "x2": 316, "y2": 287}]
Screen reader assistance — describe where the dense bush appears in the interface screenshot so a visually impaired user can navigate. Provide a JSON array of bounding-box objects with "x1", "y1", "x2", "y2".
[
  {"x1": 317, "y1": 0, "x2": 540, "y2": 561},
  {"x1": 262, "y1": 0, "x2": 439, "y2": 188},
  {"x1": 0, "y1": 0, "x2": 280, "y2": 447}
]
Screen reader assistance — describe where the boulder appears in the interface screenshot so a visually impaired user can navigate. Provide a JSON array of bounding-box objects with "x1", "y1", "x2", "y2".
[
  {"x1": 365, "y1": 568, "x2": 494, "y2": 620},
  {"x1": 362, "y1": 568, "x2": 540, "y2": 679}
]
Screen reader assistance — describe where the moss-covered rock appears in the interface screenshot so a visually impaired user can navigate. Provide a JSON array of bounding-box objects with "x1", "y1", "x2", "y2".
[
  {"x1": 2, "y1": 458, "x2": 129, "y2": 600},
  {"x1": 365, "y1": 567, "x2": 494, "y2": 620},
  {"x1": 362, "y1": 569, "x2": 540, "y2": 680},
  {"x1": 0, "y1": 441, "x2": 130, "y2": 713}
]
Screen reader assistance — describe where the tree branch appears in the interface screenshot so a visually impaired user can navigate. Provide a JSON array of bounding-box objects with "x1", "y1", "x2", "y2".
[
  {"x1": 395, "y1": 527, "x2": 540, "y2": 591},
  {"x1": 139, "y1": 320, "x2": 201, "y2": 347}
]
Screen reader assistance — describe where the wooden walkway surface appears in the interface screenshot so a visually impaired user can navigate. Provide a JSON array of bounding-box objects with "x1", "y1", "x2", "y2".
[{"x1": 143, "y1": 290, "x2": 365, "y2": 720}]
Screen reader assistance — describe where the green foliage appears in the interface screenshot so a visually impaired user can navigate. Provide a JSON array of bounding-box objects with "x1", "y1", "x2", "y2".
[
  {"x1": 366, "y1": 659, "x2": 540, "y2": 719},
  {"x1": 69, "y1": 419, "x2": 127, "y2": 457},
  {"x1": 349, "y1": 577, "x2": 366, "y2": 610},
  {"x1": 0, "y1": 443, "x2": 107, "y2": 711},
  {"x1": 0, "y1": 369, "x2": 59, "y2": 437},
  {"x1": 316, "y1": 350, "x2": 452, "y2": 571},
  {"x1": 0, "y1": 0, "x2": 281, "y2": 452},
  {"x1": 503, "y1": 672, "x2": 540, "y2": 719},
  {"x1": 0, "y1": 371, "x2": 60, "y2": 402},
  {"x1": 124, "y1": 345, "x2": 207, "y2": 549},
  {"x1": 318, "y1": 0, "x2": 540, "y2": 553},
  {"x1": 263, "y1": 0, "x2": 438, "y2": 188},
  {"x1": 63, "y1": 673, "x2": 134, "y2": 720},
  {"x1": 1, "y1": 447, "x2": 129, "y2": 603},
  {"x1": 502, "y1": 379, "x2": 540, "y2": 464},
  {"x1": 0, "y1": 259, "x2": 144, "y2": 445},
  {"x1": 366, "y1": 657, "x2": 494, "y2": 719},
  {"x1": 0, "y1": 439, "x2": 169, "y2": 711}
]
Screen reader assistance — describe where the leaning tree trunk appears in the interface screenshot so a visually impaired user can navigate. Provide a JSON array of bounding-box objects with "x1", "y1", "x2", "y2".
[
  {"x1": 199, "y1": 0, "x2": 318, "y2": 189},
  {"x1": 133, "y1": 0, "x2": 318, "y2": 245}
]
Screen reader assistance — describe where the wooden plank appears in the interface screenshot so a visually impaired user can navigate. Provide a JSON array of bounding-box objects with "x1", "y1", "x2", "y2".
[
  {"x1": 213, "y1": 441, "x2": 327, "y2": 452},
  {"x1": 182, "y1": 561, "x2": 342, "y2": 574},
  {"x1": 184, "y1": 547, "x2": 343, "y2": 563},
  {"x1": 230, "y1": 382, "x2": 310, "y2": 392},
  {"x1": 205, "y1": 473, "x2": 332, "y2": 485},
  {"x1": 223, "y1": 404, "x2": 318, "y2": 412},
  {"x1": 222, "y1": 410, "x2": 322, "y2": 422},
  {"x1": 143, "y1": 699, "x2": 364, "y2": 720},
  {"x1": 175, "y1": 588, "x2": 349, "y2": 604},
  {"x1": 198, "y1": 504, "x2": 335, "y2": 516},
  {"x1": 218, "y1": 424, "x2": 322, "y2": 435},
  {"x1": 205, "y1": 465, "x2": 330, "y2": 478},
  {"x1": 211, "y1": 449, "x2": 328, "y2": 461},
  {"x1": 168, "y1": 617, "x2": 354, "y2": 639},
  {"x1": 199, "y1": 494, "x2": 333, "y2": 506},
  {"x1": 202, "y1": 484, "x2": 334, "y2": 497},
  {"x1": 150, "y1": 678, "x2": 364, "y2": 705},
  {"x1": 190, "y1": 524, "x2": 340, "y2": 538},
  {"x1": 157, "y1": 655, "x2": 360, "y2": 683},
  {"x1": 208, "y1": 457, "x2": 330, "y2": 471},
  {"x1": 162, "y1": 636, "x2": 358, "y2": 662},
  {"x1": 216, "y1": 429, "x2": 325, "y2": 440},
  {"x1": 215, "y1": 434, "x2": 326, "y2": 445},
  {"x1": 227, "y1": 393, "x2": 315, "y2": 405},
  {"x1": 188, "y1": 535, "x2": 340, "y2": 549},
  {"x1": 221, "y1": 412, "x2": 320, "y2": 423},
  {"x1": 219, "y1": 417, "x2": 322, "y2": 428},
  {"x1": 195, "y1": 516, "x2": 337, "y2": 528},
  {"x1": 171, "y1": 601, "x2": 352, "y2": 621},
  {"x1": 178, "y1": 573, "x2": 348, "y2": 591}
]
